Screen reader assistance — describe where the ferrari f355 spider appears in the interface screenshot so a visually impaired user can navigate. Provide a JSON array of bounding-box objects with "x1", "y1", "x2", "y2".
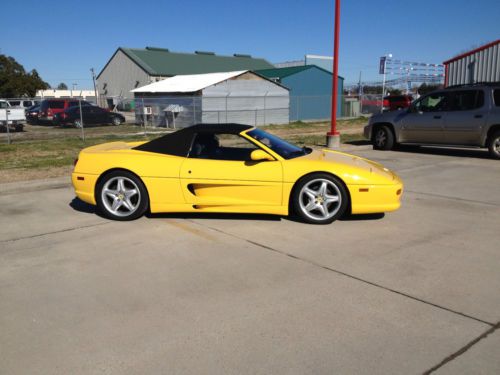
[{"x1": 72, "y1": 124, "x2": 403, "y2": 224}]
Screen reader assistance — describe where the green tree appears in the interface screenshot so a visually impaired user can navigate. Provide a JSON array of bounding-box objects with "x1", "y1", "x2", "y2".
[
  {"x1": 57, "y1": 82, "x2": 68, "y2": 90},
  {"x1": 0, "y1": 54, "x2": 49, "y2": 97}
]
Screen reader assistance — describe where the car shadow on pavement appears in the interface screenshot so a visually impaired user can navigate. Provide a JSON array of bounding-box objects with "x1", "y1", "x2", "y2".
[
  {"x1": 394, "y1": 145, "x2": 492, "y2": 159},
  {"x1": 146, "y1": 212, "x2": 283, "y2": 222},
  {"x1": 70, "y1": 198, "x2": 96, "y2": 213},
  {"x1": 340, "y1": 213, "x2": 385, "y2": 221},
  {"x1": 70, "y1": 198, "x2": 387, "y2": 223}
]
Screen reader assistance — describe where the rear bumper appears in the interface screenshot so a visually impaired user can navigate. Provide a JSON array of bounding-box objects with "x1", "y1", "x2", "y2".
[{"x1": 71, "y1": 172, "x2": 99, "y2": 205}]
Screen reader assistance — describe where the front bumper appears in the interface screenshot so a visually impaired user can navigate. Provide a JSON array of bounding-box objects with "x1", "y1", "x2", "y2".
[
  {"x1": 363, "y1": 124, "x2": 372, "y2": 140},
  {"x1": 348, "y1": 173, "x2": 403, "y2": 214}
]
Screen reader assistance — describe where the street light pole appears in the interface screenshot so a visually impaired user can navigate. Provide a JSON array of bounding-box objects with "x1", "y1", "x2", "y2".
[{"x1": 327, "y1": 0, "x2": 341, "y2": 149}]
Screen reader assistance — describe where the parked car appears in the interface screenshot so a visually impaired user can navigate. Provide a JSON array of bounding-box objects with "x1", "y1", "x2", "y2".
[
  {"x1": 364, "y1": 83, "x2": 500, "y2": 159},
  {"x1": 54, "y1": 105, "x2": 125, "y2": 127},
  {"x1": 383, "y1": 95, "x2": 413, "y2": 111},
  {"x1": 39, "y1": 99, "x2": 92, "y2": 124},
  {"x1": 72, "y1": 124, "x2": 403, "y2": 223},
  {"x1": 0, "y1": 100, "x2": 25, "y2": 132},
  {"x1": 26, "y1": 105, "x2": 41, "y2": 124},
  {"x1": 7, "y1": 99, "x2": 40, "y2": 109}
]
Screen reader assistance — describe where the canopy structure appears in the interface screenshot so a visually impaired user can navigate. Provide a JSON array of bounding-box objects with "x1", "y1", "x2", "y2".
[{"x1": 131, "y1": 71, "x2": 247, "y2": 93}]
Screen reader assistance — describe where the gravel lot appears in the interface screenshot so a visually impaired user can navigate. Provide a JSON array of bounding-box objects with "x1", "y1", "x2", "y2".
[{"x1": 1, "y1": 145, "x2": 499, "y2": 374}]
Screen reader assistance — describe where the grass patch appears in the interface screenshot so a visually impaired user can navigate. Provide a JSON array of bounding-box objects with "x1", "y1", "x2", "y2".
[{"x1": 0, "y1": 134, "x2": 151, "y2": 171}]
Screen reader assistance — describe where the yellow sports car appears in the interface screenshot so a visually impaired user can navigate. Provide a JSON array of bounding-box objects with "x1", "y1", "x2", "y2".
[{"x1": 72, "y1": 124, "x2": 403, "y2": 224}]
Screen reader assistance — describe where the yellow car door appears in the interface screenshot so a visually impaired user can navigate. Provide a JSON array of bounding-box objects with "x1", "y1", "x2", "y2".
[{"x1": 179, "y1": 133, "x2": 283, "y2": 208}]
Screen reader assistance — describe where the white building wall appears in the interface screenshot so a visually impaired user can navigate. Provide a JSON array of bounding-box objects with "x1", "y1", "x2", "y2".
[{"x1": 201, "y1": 73, "x2": 289, "y2": 125}]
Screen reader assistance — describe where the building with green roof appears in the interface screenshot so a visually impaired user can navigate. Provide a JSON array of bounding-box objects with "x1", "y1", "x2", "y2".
[
  {"x1": 256, "y1": 65, "x2": 344, "y2": 120},
  {"x1": 96, "y1": 47, "x2": 274, "y2": 104}
]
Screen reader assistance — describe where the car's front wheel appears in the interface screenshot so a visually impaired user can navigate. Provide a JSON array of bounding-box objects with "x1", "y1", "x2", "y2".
[
  {"x1": 96, "y1": 171, "x2": 148, "y2": 220},
  {"x1": 292, "y1": 173, "x2": 348, "y2": 224},
  {"x1": 373, "y1": 125, "x2": 395, "y2": 150},
  {"x1": 487, "y1": 130, "x2": 500, "y2": 159}
]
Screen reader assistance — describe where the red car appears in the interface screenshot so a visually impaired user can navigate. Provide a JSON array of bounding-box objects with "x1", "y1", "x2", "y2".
[
  {"x1": 383, "y1": 95, "x2": 413, "y2": 111},
  {"x1": 39, "y1": 99, "x2": 92, "y2": 124}
]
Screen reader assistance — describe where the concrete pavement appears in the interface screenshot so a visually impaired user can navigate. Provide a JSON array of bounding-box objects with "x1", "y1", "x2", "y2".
[{"x1": 1, "y1": 145, "x2": 499, "y2": 374}]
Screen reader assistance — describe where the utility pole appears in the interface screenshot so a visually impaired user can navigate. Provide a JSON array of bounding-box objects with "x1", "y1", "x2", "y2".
[{"x1": 90, "y1": 68, "x2": 98, "y2": 105}]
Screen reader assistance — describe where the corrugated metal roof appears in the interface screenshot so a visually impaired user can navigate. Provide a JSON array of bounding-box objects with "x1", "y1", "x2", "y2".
[
  {"x1": 256, "y1": 65, "x2": 343, "y2": 80},
  {"x1": 98, "y1": 47, "x2": 274, "y2": 78},
  {"x1": 131, "y1": 71, "x2": 248, "y2": 93}
]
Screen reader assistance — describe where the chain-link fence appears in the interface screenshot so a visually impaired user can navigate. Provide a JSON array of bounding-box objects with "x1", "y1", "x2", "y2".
[
  {"x1": 111, "y1": 94, "x2": 382, "y2": 129},
  {"x1": 1, "y1": 93, "x2": 382, "y2": 144}
]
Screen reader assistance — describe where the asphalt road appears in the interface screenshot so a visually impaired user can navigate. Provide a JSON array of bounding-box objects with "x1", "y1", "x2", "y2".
[{"x1": 1, "y1": 145, "x2": 499, "y2": 374}]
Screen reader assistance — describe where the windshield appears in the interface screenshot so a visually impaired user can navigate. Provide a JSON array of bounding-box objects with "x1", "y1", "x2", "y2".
[{"x1": 246, "y1": 128, "x2": 311, "y2": 159}]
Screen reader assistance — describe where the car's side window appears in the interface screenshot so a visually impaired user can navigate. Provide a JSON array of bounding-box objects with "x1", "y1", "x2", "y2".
[
  {"x1": 189, "y1": 133, "x2": 258, "y2": 161},
  {"x1": 414, "y1": 93, "x2": 449, "y2": 112},
  {"x1": 493, "y1": 89, "x2": 500, "y2": 107},
  {"x1": 449, "y1": 90, "x2": 484, "y2": 111}
]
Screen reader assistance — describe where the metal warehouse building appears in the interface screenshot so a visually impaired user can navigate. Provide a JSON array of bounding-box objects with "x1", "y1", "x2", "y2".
[
  {"x1": 96, "y1": 47, "x2": 274, "y2": 106},
  {"x1": 256, "y1": 65, "x2": 344, "y2": 121},
  {"x1": 131, "y1": 70, "x2": 289, "y2": 128},
  {"x1": 444, "y1": 39, "x2": 500, "y2": 86}
]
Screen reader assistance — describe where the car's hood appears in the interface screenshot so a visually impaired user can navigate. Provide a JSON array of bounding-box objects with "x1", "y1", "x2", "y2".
[
  {"x1": 369, "y1": 110, "x2": 408, "y2": 124},
  {"x1": 299, "y1": 149, "x2": 399, "y2": 184}
]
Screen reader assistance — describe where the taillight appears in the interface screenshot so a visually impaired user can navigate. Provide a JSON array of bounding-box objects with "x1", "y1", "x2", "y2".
[
  {"x1": 61, "y1": 112, "x2": 67, "y2": 119},
  {"x1": 383, "y1": 99, "x2": 389, "y2": 107},
  {"x1": 48, "y1": 109, "x2": 53, "y2": 116}
]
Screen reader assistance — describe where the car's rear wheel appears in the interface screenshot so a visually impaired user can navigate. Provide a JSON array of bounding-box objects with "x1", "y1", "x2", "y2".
[
  {"x1": 73, "y1": 119, "x2": 82, "y2": 128},
  {"x1": 292, "y1": 173, "x2": 348, "y2": 224},
  {"x1": 487, "y1": 130, "x2": 500, "y2": 159},
  {"x1": 111, "y1": 116, "x2": 122, "y2": 126},
  {"x1": 96, "y1": 171, "x2": 148, "y2": 221},
  {"x1": 373, "y1": 125, "x2": 395, "y2": 150}
]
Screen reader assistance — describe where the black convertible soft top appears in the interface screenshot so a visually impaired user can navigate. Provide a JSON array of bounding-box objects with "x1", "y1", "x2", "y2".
[{"x1": 133, "y1": 123, "x2": 253, "y2": 157}]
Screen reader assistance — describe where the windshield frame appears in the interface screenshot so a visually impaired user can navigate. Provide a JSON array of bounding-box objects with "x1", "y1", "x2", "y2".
[{"x1": 244, "y1": 128, "x2": 311, "y2": 160}]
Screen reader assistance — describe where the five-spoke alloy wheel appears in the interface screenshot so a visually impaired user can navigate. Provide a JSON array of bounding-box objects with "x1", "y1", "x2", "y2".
[
  {"x1": 96, "y1": 171, "x2": 148, "y2": 220},
  {"x1": 292, "y1": 173, "x2": 348, "y2": 224}
]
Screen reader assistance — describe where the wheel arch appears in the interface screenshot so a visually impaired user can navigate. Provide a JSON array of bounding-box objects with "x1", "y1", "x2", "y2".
[
  {"x1": 371, "y1": 122, "x2": 396, "y2": 141},
  {"x1": 288, "y1": 171, "x2": 352, "y2": 215},
  {"x1": 94, "y1": 167, "x2": 150, "y2": 206},
  {"x1": 486, "y1": 124, "x2": 500, "y2": 141}
]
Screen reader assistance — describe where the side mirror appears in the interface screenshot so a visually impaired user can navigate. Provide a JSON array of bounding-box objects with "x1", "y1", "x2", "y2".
[{"x1": 250, "y1": 149, "x2": 274, "y2": 161}]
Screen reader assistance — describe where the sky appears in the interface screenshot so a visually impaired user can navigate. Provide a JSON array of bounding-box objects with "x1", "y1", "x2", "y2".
[{"x1": 1, "y1": 0, "x2": 499, "y2": 88}]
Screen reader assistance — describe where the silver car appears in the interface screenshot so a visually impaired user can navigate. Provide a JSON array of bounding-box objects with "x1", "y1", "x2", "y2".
[{"x1": 364, "y1": 84, "x2": 500, "y2": 159}]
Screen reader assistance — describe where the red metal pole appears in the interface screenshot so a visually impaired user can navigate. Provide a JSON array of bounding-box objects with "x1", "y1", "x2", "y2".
[{"x1": 329, "y1": 0, "x2": 340, "y2": 136}]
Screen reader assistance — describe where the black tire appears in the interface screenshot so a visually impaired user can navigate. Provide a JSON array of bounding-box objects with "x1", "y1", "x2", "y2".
[
  {"x1": 291, "y1": 173, "x2": 349, "y2": 224},
  {"x1": 487, "y1": 130, "x2": 500, "y2": 160},
  {"x1": 372, "y1": 125, "x2": 395, "y2": 150},
  {"x1": 95, "y1": 170, "x2": 149, "y2": 221},
  {"x1": 111, "y1": 116, "x2": 122, "y2": 126},
  {"x1": 73, "y1": 119, "x2": 82, "y2": 128}
]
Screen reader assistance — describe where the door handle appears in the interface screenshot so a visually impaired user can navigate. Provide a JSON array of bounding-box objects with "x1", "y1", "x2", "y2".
[
  {"x1": 433, "y1": 115, "x2": 441, "y2": 119},
  {"x1": 474, "y1": 114, "x2": 483, "y2": 118}
]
